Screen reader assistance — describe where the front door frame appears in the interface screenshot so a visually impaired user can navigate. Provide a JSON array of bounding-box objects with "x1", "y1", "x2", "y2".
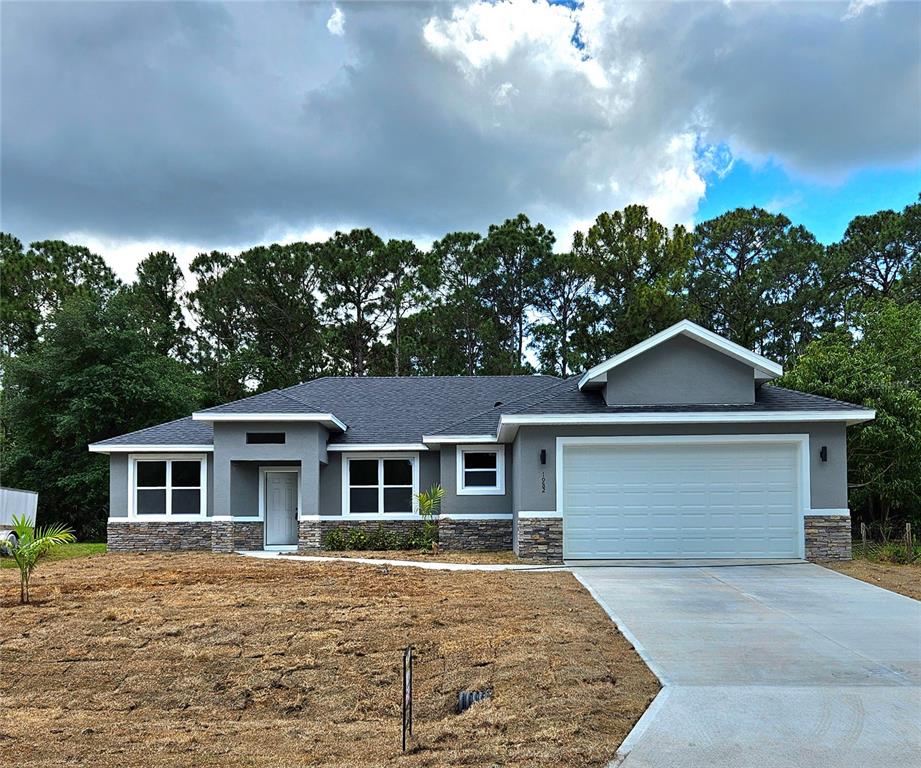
[{"x1": 259, "y1": 467, "x2": 301, "y2": 550}]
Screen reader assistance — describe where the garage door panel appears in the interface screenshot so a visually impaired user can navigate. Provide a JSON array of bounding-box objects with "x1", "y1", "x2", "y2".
[{"x1": 563, "y1": 442, "x2": 801, "y2": 559}]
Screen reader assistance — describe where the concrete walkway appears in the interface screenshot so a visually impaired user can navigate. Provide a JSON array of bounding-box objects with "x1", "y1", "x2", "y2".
[
  {"x1": 238, "y1": 550, "x2": 564, "y2": 572},
  {"x1": 574, "y1": 563, "x2": 921, "y2": 768}
]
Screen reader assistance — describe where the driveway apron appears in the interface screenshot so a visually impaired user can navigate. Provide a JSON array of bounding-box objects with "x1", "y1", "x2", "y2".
[{"x1": 574, "y1": 563, "x2": 921, "y2": 768}]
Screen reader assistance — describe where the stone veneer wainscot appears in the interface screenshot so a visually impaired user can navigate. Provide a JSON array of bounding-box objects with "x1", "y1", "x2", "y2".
[{"x1": 107, "y1": 521, "x2": 213, "y2": 552}]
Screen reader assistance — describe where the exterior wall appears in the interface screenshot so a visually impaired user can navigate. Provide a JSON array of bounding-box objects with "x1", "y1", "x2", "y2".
[
  {"x1": 603, "y1": 336, "x2": 755, "y2": 405},
  {"x1": 107, "y1": 521, "x2": 212, "y2": 551},
  {"x1": 512, "y1": 422, "x2": 848, "y2": 514},
  {"x1": 439, "y1": 445, "x2": 513, "y2": 516},
  {"x1": 213, "y1": 421, "x2": 328, "y2": 518},
  {"x1": 318, "y1": 450, "x2": 440, "y2": 515},
  {"x1": 109, "y1": 454, "x2": 129, "y2": 518},
  {"x1": 804, "y1": 515, "x2": 852, "y2": 561}
]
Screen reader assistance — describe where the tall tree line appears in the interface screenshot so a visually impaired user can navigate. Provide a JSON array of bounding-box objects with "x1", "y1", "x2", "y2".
[{"x1": 0, "y1": 199, "x2": 918, "y2": 537}]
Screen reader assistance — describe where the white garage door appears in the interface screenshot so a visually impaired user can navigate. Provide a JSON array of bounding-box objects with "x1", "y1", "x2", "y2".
[{"x1": 562, "y1": 440, "x2": 801, "y2": 559}]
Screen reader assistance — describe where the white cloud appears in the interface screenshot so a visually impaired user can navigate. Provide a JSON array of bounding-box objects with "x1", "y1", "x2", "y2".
[
  {"x1": 424, "y1": 0, "x2": 609, "y2": 88},
  {"x1": 645, "y1": 134, "x2": 707, "y2": 228},
  {"x1": 842, "y1": 0, "x2": 886, "y2": 21},
  {"x1": 491, "y1": 81, "x2": 517, "y2": 106},
  {"x1": 326, "y1": 6, "x2": 345, "y2": 36}
]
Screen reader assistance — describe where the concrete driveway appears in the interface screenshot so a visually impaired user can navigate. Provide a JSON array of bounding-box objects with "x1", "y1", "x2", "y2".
[{"x1": 573, "y1": 563, "x2": 921, "y2": 768}]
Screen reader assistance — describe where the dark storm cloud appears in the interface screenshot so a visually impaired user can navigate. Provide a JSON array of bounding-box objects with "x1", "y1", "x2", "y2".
[{"x1": 1, "y1": 0, "x2": 918, "y2": 249}]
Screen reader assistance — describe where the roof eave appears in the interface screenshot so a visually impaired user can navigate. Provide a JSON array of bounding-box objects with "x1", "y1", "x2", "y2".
[
  {"x1": 421, "y1": 434, "x2": 498, "y2": 445},
  {"x1": 88, "y1": 443, "x2": 214, "y2": 454},
  {"x1": 191, "y1": 411, "x2": 347, "y2": 432},
  {"x1": 497, "y1": 408, "x2": 875, "y2": 441}
]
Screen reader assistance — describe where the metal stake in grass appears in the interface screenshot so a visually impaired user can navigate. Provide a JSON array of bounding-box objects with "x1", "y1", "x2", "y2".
[{"x1": 402, "y1": 645, "x2": 413, "y2": 752}]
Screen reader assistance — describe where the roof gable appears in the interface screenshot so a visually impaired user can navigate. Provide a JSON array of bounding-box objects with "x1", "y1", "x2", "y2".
[{"x1": 577, "y1": 320, "x2": 782, "y2": 391}]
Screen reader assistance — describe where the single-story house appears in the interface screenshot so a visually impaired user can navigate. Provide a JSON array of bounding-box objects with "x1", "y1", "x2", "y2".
[{"x1": 89, "y1": 320, "x2": 873, "y2": 562}]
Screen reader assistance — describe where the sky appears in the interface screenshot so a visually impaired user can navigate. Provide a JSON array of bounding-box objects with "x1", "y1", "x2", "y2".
[{"x1": 1, "y1": 0, "x2": 919, "y2": 282}]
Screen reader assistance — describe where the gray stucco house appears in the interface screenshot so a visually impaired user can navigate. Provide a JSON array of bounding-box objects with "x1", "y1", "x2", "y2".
[{"x1": 89, "y1": 320, "x2": 874, "y2": 562}]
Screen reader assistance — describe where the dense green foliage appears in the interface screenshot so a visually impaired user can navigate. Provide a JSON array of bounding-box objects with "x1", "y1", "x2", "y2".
[
  {"x1": 322, "y1": 523, "x2": 431, "y2": 552},
  {"x1": 1, "y1": 199, "x2": 918, "y2": 538},
  {"x1": 781, "y1": 300, "x2": 921, "y2": 536}
]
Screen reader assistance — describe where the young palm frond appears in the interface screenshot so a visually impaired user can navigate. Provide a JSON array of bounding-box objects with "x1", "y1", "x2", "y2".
[
  {"x1": 415, "y1": 484, "x2": 445, "y2": 553},
  {"x1": 7, "y1": 514, "x2": 76, "y2": 604}
]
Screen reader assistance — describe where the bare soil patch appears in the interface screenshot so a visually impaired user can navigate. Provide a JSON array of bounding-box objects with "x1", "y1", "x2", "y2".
[
  {"x1": 0, "y1": 553, "x2": 657, "y2": 767},
  {"x1": 825, "y1": 560, "x2": 921, "y2": 601}
]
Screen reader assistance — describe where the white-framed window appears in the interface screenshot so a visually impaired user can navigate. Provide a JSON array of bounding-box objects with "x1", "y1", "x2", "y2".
[
  {"x1": 129, "y1": 454, "x2": 207, "y2": 519},
  {"x1": 456, "y1": 445, "x2": 505, "y2": 495},
  {"x1": 342, "y1": 454, "x2": 418, "y2": 515}
]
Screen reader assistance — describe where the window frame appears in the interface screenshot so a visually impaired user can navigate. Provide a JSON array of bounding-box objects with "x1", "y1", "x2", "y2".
[
  {"x1": 341, "y1": 453, "x2": 419, "y2": 517},
  {"x1": 128, "y1": 454, "x2": 207, "y2": 520},
  {"x1": 456, "y1": 445, "x2": 506, "y2": 496}
]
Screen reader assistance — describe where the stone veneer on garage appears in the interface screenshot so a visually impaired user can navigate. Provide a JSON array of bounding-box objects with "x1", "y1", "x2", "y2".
[
  {"x1": 516, "y1": 518, "x2": 564, "y2": 563},
  {"x1": 804, "y1": 515, "x2": 853, "y2": 561}
]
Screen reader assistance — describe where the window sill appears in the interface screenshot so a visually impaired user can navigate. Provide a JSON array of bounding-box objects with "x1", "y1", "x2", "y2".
[
  {"x1": 457, "y1": 487, "x2": 505, "y2": 496},
  {"x1": 339, "y1": 512, "x2": 421, "y2": 521}
]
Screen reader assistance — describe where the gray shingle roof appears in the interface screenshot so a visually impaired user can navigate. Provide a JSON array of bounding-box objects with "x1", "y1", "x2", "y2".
[
  {"x1": 430, "y1": 381, "x2": 873, "y2": 436},
  {"x1": 93, "y1": 375, "x2": 871, "y2": 449},
  {"x1": 94, "y1": 375, "x2": 560, "y2": 447},
  {"x1": 286, "y1": 376, "x2": 559, "y2": 444},
  {"x1": 196, "y1": 388, "x2": 326, "y2": 414},
  {"x1": 93, "y1": 416, "x2": 213, "y2": 446}
]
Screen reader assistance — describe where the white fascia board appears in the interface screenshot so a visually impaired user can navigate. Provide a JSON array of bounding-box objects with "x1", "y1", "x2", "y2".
[
  {"x1": 421, "y1": 434, "x2": 498, "y2": 444},
  {"x1": 192, "y1": 411, "x2": 347, "y2": 432},
  {"x1": 327, "y1": 443, "x2": 429, "y2": 452},
  {"x1": 577, "y1": 319, "x2": 784, "y2": 390},
  {"x1": 497, "y1": 409, "x2": 875, "y2": 440},
  {"x1": 89, "y1": 444, "x2": 214, "y2": 453}
]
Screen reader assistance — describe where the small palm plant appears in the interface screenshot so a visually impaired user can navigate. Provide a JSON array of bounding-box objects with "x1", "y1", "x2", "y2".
[
  {"x1": 6, "y1": 514, "x2": 76, "y2": 605},
  {"x1": 415, "y1": 484, "x2": 445, "y2": 554}
]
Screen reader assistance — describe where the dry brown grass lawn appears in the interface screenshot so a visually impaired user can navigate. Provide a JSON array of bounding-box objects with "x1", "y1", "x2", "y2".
[
  {"x1": 0, "y1": 553, "x2": 658, "y2": 768},
  {"x1": 309, "y1": 549, "x2": 538, "y2": 565},
  {"x1": 825, "y1": 560, "x2": 921, "y2": 601}
]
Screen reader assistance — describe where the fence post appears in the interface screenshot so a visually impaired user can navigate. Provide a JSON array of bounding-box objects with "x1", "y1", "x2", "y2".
[
  {"x1": 906, "y1": 522, "x2": 913, "y2": 551},
  {"x1": 402, "y1": 645, "x2": 413, "y2": 752},
  {"x1": 861, "y1": 522, "x2": 867, "y2": 549}
]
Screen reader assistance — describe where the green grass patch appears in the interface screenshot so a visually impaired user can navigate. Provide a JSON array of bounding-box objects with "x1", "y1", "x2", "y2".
[
  {"x1": 1, "y1": 542, "x2": 106, "y2": 569},
  {"x1": 852, "y1": 540, "x2": 921, "y2": 565}
]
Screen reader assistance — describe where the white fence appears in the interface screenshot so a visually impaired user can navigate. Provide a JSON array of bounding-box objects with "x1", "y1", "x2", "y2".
[{"x1": 0, "y1": 487, "x2": 38, "y2": 527}]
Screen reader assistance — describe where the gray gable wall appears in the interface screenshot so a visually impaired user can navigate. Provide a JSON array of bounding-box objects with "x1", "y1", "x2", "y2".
[{"x1": 603, "y1": 335, "x2": 755, "y2": 405}]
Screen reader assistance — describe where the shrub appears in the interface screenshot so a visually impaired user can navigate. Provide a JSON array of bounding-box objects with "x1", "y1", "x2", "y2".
[{"x1": 321, "y1": 522, "x2": 432, "y2": 552}]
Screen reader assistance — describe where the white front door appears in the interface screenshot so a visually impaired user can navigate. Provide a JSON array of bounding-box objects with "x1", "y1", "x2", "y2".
[
  {"x1": 562, "y1": 441, "x2": 801, "y2": 559},
  {"x1": 265, "y1": 471, "x2": 298, "y2": 547}
]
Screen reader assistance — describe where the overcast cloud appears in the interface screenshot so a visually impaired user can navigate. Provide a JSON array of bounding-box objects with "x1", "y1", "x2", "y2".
[{"x1": 2, "y1": 0, "x2": 919, "y2": 279}]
